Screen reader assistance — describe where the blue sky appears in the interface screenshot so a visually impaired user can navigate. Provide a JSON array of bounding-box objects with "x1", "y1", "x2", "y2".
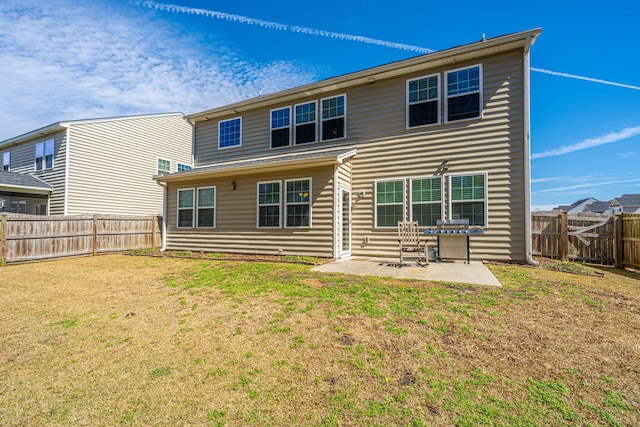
[{"x1": 1, "y1": 0, "x2": 638, "y2": 210}]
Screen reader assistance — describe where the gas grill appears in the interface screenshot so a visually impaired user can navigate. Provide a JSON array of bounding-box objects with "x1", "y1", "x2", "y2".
[{"x1": 423, "y1": 219, "x2": 485, "y2": 263}]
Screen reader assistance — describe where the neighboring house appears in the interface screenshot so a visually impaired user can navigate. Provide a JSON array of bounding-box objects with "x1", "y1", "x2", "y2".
[
  {"x1": 0, "y1": 172, "x2": 52, "y2": 214},
  {"x1": 583, "y1": 200, "x2": 612, "y2": 216},
  {"x1": 0, "y1": 113, "x2": 192, "y2": 216},
  {"x1": 553, "y1": 197, "x2": 598, "y2": 214},
  {"x1": 610, "y1": 194, "x2": 640, "y2": 214},
  {"x1": 156, "y1": 29, "x2": 541, "y2": 261}
]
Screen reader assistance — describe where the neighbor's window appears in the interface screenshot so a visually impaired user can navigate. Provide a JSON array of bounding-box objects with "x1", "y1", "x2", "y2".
[
  {"x1": 411, "y1": 177, "x2": 442, "y2": 227},
  {"x1": 407, "y1": 74, "x2": 439, "y2": 127},
  {"x1": 177, "y1": 188, "x2": 194, "y2": 228},
  {"x1": 295, "y1": 101, "x2": 317, "y2": 145},
  {"x1": 449, "y1": 173, "x2": 487, "y2": 227},
  {"x1": 321, "y1": 95, "x2": 346, "y2": 141},
  {"x1": 2, "y1": 151, "x2": 9, "y2": 171},
  {"x1": 285, "y1": 179, "x2": 311, "y2": 227},
  {"x1": 271, "y1": 107, "x2": 291, "y2": 148},
  {"x1": 257, "y1": 181, "x2": 281, "y2": 228},
  {"x1": 177, "y1": 163, "x2": 192, "y2": 172},
  {"x1": 446, "y1": 65, "x2": 482, "y2": 122},
  {"x1": 35, "y1": 203, "x2": 47, "y2": 216},
  {"x1": 157, "y1": 158, "x2": 171, "y2": 176},
  {"x1": 375, "y1": 179, "x2": 404, "y2": 228},
  {"x1": 35, "y1": 139, "x2": 54, "y2": 171},
  {"x1": 218, "y1": 117, "x2": 242, "y2": 149},
  {"x1": 197, "y1": 187, "x2": 215, "y2": 228}
]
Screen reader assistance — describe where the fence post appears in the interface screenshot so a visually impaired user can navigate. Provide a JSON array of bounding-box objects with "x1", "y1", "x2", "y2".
[
  {"x1": 93, "y1": 215, "x2": 98, "y2": 256},
  {"x1": 559, "y1": 211, "x2": 569, "y2": 262},
  {"x1": 613, "y1": 214, "x2": 624, "y2": 269},
  {"x1": 0, "y1": 215, "x2": 6, "y2": 267}
]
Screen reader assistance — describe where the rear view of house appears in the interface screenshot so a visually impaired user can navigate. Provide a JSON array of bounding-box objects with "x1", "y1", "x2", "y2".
[
  {"x1": 0, "y1": 113, "x2": 192, "y2": 216},
  {"x1": 156, "y1": 29, "x2": 541, "y2": 262}
]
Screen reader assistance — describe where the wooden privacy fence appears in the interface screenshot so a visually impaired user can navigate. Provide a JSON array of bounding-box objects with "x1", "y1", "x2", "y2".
[
  {"x1": 532, "y1": 212, "x2": 640, "y2": 268},
  {"x1": 0, "y1": 214, "x2": 162, "y2": 265}
]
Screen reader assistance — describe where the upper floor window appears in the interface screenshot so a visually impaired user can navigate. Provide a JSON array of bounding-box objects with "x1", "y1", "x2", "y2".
[
  {"x1": 446, "y1": 65, "x2": 482, "y2": 122},
  {"x1": 321, "y1": 95, "x2": 346, "y2": 141},
  {"x1": 410, "y1": 176, "x2": 442, "y2": 227},
  {"x1": 35, "y1": 139, "x2": 54, "y2": 171},
  {"x1": 271, "y1": 107, "x2": 291, "y2": 149},
  {"x1": 219, "y1": 117, "x2": 242, "y2": 149},
  {"x1": 257, "y1": 181, "x2": 281, "y2": 228},
  {"x1": 407, "y1": 74, "x2": 440, "y2": 127},
  {"x1": 157, "y1": 158, "x2": 171, "y2": 176},
  {"x1": 197, "y1": 187, "x2": 216, "y2": 228},
  {"x1": 2, "y1": 151, "x2": 9, "y2": 171},
  {"x1": 285, "y1": 179, "x2": 311, "y2": 227},
  {"x1": 375, "y1": 179, "x2": 404, "y2": 228},
  {"x1": 177, "y1": 163, "x2": 192, "y2": 172},
  {"x1": 295, "y1": 101, "x2": 317, "y2": 145},
  {"x1": 449, "y1": 173, "x2": 487, "y2": 227}
]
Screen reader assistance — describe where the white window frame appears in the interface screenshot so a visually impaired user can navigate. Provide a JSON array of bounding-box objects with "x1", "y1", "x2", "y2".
[
  {"x1": 320, "y1": 94, "x2": 347, "y2": 141},
  {"x1": 35, "y1": 139, "x2": 54, "y2": 171},
  {"x1": 256, "y1": 180, "x2": 282, "y2": 228},
  {"x1": 177, "y1": 163, "x2": 192, "y2": 172},
  {"x1": 177, "y1": 188, "x2": 195, "y2": 228},
  {"x1": 374, "y1": 178, "x2": 406, "y2": 229},
  {"x1": 157, "y1": 158, "x2": 171, "y2": 176},
  {"x1": 284, "y1": 178, "x2": 312, "y2": 228},
  {"x1": 448, "y1": 172, "x2": 488, "y2": 228},
  {"x1": 409, "y1": 176, "x2": 444, "y2": 227},
  {"x1": 196, "y1": 186, "x2": 216, "y2": 228},
  {"x1": 218, "y1": 117, "x2": 242, "y2": 150},
  {"x1": 2, "y1": 151, "x2": 9, "y2": 171},
  {"x1": 294, "y1": 101, "x2": 318, "y2": 145},
  {"x1": 406, "y1": 73, "x2": 440, "y2": 128},
  {"x1": 445, "y1": 64, "x2": 483, "y2": 123},
  {"x1": 270, "y1": 107, "x2": 292, "y2": 149}
]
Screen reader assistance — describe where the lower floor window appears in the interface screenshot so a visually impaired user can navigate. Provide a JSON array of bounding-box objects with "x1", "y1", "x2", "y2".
[
  {"x1": 286, "y1": 179, "x2": 311, "y2": 227},
  {"x1": 376, "y1": 180, "x2": 404, "y2": 227},
  {"x1": 177, "y1": 189, "x2": 194, "y2": 228},
  {"x1": 449, "y1": 173, "x2": 487, "y2": 227},
  {"x1": 258, "y1": 181, "x2": 281, "y2": 227},
  {"x1": 197, "y1": 187, "x2": 216, "y2": 228},
  {"x1": 411, "y1": 176, "x2": 442, "y2": 227}
]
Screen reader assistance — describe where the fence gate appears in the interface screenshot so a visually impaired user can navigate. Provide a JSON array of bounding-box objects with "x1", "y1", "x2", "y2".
[{"x1": 567, "y1": 216, "x2": 614, "y2": 263}]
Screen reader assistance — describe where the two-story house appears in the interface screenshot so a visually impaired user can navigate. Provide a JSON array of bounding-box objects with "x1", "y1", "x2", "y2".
[
  {"x1": 155, "y1": 29, "x2": 541, "y2": 262},
  {"x1": 0, "y1": 113, "x2": 192, "y2": 216}
]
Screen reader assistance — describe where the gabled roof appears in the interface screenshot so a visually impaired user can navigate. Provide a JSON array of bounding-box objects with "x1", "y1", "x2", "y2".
[
  {"x1": 0, "y1": 171, "x2": 52, "y2": 194},
  {"x1": 554, "y1": 197, "x2": 597, "y2": 212},
  {"x1": 155, "y1": 147, "x2": 357, "y2": 183},
  {"x1": 584, "y1": 200, "x2": 612, "y2": 213},
  {"x1": 188, "y1": 28, "x2": 541, "y2": 123},
  {"x1": 611, "y1": 194, "x2": 640, "y2": 206},
  {"x1": 0, "y1": 112, "x2": 185, "y2": 149}
]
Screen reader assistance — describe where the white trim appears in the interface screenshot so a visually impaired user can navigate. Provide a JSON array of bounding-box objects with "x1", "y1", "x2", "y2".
[
  {"x1": 256, "y1": 180, "x2": 282, "y2": 228},
  {"x1": 320, "y1": 94, "x2": 347, "y2": 142},
  {"x1": 63, "y1": 128, "x2": 70, "y2": 215},
  {"x1": 339, "y1": 184, "x2": 352, "y2": 258},
  {"x1": 374, "y1": 178, "x2": 406, "y2": 229},
  {"x1": 196, "y1": 186, "x2": 216, "y2": 228},
  {"x1": 284, "y1": 177, "x2": 312, "y2": 228},
  {"x1": 406, "y1": 73, "x2": 441, "y2": 128},
  {"x1": 444, "y1": 64, "x2": 483, "y2": 124},
  {"x1": 294, "y1": 100, "x2": 318, "y2": 145},
  {"x1": 177, "y1": 162, "x2": 192, "y2": 172},
  {"x1": 409, "y1": 175, "x2": 444, "y2": 227},
  {"x1": 269, "y1": 106, "x2": 292, "y2": 149},
  {"x1": 523, "y1": 36, "x2": 538, "y2": 266},
  {"x1": 218, "y1": 117, "x2": 242, "y2": 150},
  {"x1": 176, "y1": 188, "x2": 195, "y2": 228},
  {"x1": 447, "y1": 171, "x2": 488, "y2": 228},
  {"x1": 157, "y1": 157, "x2": 171, "y2": 176},
  {"x1": 333, "y1": 165, "x2": 339, "y2": 258}
]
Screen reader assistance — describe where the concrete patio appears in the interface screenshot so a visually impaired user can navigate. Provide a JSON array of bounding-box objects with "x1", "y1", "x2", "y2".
[{"x1": 312, "y1": 258, "x2": 501, "y2": 286}]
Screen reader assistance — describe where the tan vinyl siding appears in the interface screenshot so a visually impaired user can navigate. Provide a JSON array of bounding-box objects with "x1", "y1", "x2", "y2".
[
  {"x1": 66, "y1": 115, "x2": 192, "y2": 215},
  {"x1": 338, "y1": 161, "x2": 352, "y2": 187},
  {"x1": 165, "y1": 166, "x2": 335, "y2": 257},
  {"x1": 2, "y1": 130, "x2": 66, "y2": 214}
]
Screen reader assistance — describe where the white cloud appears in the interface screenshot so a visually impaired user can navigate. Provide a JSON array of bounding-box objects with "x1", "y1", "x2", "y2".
[
  {"x1": 0, "y1": 0, "x2": 317, "y2": 140},
  {"x1": 616, "y1": 152, "x2": 637, "y2": 158},
  {"x1": 532, "y1": 125, "x2": 640, "y2": 159}
]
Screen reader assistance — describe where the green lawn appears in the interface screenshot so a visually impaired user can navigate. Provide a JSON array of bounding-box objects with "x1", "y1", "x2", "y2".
[{"x1": 0, "y1": 254, "x2": 638, "y2": 426}]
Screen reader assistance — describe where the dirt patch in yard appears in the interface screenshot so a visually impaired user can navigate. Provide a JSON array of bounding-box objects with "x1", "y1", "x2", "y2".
[{"x1": 0, "y1": 254, "x2": 638, "y2": 426}]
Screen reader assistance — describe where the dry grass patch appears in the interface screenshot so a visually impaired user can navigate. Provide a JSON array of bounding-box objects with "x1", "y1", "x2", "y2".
[{"x1": 0, "y1": 255, "x2": 639, "y2": 426}]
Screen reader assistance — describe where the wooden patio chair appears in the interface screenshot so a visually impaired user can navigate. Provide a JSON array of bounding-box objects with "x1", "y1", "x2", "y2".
[{"x1": 397, "y1": 221, "x2": 427, "y2": 267}]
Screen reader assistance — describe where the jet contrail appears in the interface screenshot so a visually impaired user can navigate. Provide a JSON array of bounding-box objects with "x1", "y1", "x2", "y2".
[
  {"x1": 532, "y1": 125, "x2": 640, "y2": 159},
  {"x1": 531, "y1": 67, "x2": 640, "y2": 91},
  {"x1": 141, "y1": 1, "x2": 434, "y2": 54}
]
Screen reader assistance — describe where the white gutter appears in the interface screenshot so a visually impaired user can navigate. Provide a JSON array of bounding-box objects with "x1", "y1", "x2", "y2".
[{"x1": 523, "y1": 35, "x2": 539, "y2": 267}]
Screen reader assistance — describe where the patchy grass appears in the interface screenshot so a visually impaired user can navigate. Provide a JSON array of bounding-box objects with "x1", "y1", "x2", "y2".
[{"x1": 0, "y1": 254, "x2": 639, "y2": 426}]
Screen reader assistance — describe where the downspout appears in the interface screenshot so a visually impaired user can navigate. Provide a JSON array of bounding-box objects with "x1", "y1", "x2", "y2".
[
  {"x1": 63, "y1": 126, "x2": 70, "y2": 215},
  {"x1": 188, "y1": 118, "x2": 195, "y2": 166},
  {"x1": 523, "y1": 36, "x2": 539, "y2": 266},
  {"x1": 333, "y1": 163, "x2": 339, "y2": 259},
  {"x1": 157, "y1": 181, "x2": 168, "y2": 251}
]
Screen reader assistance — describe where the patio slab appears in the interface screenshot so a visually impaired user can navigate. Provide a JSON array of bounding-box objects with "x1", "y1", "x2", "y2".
[{"x1": 312, "y1": 258, "x2": 501, "y2": 286}]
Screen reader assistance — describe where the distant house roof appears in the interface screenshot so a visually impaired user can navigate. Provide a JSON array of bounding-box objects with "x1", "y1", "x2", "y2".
[
  {"x1": 584, "y1": 200, "x2": 612, "y2": 214},
  {"x1": 612, "y1": 194, "x2": 640, "y2": 207},
  {"x1": 554, "y1": 197, "x2": 597, "y2": 213},
  {"x1": 0, "y1": 171, "x2": 52, "y2": 194}
]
